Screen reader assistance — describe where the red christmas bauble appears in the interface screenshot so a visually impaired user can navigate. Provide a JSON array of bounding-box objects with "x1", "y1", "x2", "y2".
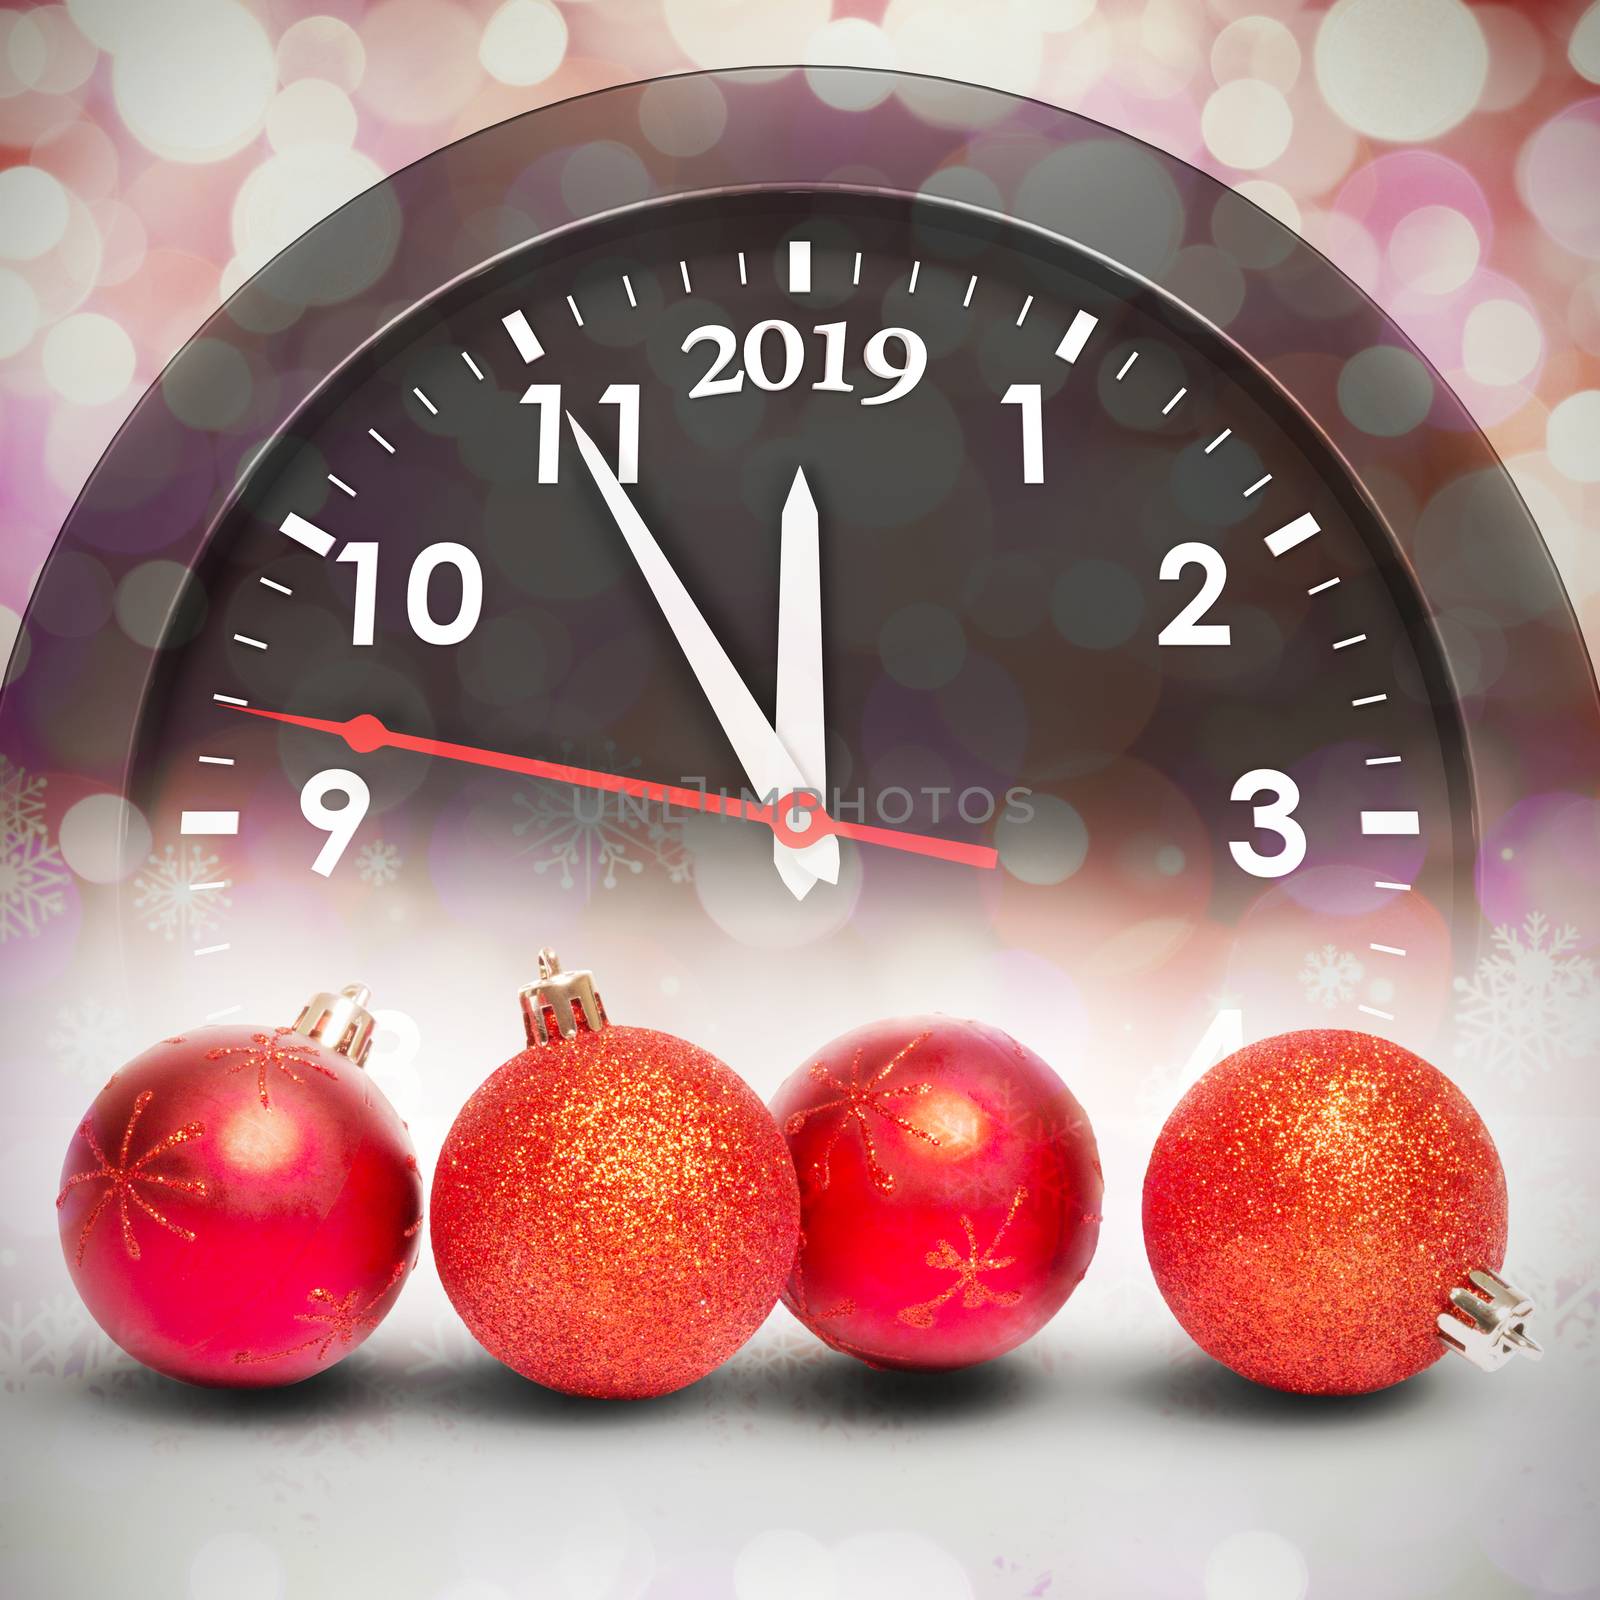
[
  {"x1": 772, "y1": 1015, "x2": 1102, "y2": 1371},
  {"x1": 1143, "y1": 1028, "x2": 1509, "y2": 1395},
  {"x1": 430, "y1": 954, "x2": 799, "y2": 1399},
  {"x1": 56, "y1": 987, "x2": 422, "y2": 1387}
]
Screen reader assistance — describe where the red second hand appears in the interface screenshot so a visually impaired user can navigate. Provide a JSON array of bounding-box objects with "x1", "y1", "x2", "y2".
[{"x1": 231, "y1": 706, "x2": 999, "y2": 871}]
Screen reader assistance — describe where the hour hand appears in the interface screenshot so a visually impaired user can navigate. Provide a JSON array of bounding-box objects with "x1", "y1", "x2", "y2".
[
  {"x1": 565, "y1": 413, "x2": 840, "y2": 897},
  {"x1": 776, "y1": 467, "x2": 832, "y2": 887}
]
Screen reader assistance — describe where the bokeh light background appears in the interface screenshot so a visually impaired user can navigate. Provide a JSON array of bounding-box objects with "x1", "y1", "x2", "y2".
[
  {"x1": 3, "y1": 4, "x2": 1600, "y2": 1599},
  {"x1": 4, "y1": 0, "x2": 1600, "y2": 663}
]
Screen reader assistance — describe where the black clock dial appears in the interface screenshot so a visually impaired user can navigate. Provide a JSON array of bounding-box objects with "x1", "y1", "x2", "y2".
[{"x1": 121, "y1": 189, "x2": 1463, "y2": 1059}]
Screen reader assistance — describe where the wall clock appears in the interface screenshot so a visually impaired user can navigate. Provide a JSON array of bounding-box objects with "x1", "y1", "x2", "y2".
[{"x1": 3, "y1": 68, "x2": 1595, "y2": 1110}]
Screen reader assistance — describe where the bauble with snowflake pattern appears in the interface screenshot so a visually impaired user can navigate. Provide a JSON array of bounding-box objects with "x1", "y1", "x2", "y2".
[
  {"x1": 771, "y1": 1014, "x2": 1103, "y2": 1371},
  {"x1": 56, "y1": 985, "x2": 421, "y2": 1387},
  {"x1": 430, "y1": 951, "x2": 800, "y2": 1399}
]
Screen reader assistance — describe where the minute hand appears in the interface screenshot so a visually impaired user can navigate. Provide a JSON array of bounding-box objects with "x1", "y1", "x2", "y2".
[{"x1": 566, "y1": 413, "x2": 840, "y2": 896}]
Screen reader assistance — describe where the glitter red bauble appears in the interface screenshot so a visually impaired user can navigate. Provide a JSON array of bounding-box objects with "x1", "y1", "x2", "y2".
[
  {"x1": 56, "y1": 1010, "x2": 422, "y2": 1388},
  {"x1": 771, "y1": 1015, "x2": 1102, "y2": 1371},
  {"x1": 431, "y1": 1015, "x2": 800, "y2": 1400},
  {"x1": 1142, "y1": 1028, "x2": 1509, "y2": 1396}
]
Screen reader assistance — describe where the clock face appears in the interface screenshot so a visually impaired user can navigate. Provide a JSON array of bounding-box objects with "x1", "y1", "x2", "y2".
[{"x1": 122, "y1": 187, "x2": 1467, "y2": 1063}]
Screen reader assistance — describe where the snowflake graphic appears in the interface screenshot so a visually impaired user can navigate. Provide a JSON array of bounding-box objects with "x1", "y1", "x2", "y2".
[
  {"x1": 0, "y1": 826, "x2": 69, "y2": 943},
  {"x1": 0, "y1": 1296, "x2": 121, "y2": 1392},
  {"x1": 784, "y1": 1032, "x2": 936, "y2": 1194},
  {"x1": 937, "y1": 1159, "x2": 1021, "y2": 1211},
  {"x1": 1453, "y1": 912, "x2": 1600, "y2": 1085},
  {"x1": 898, "y1": 1187, "x2": 1028, "y2": 1328},
  {"x1": 0, "y1": 754, "x2": 48, "y2": 844},
  {"x1": 510, "y1": 744, "x2": 693, "y2": 894},
  {"x1": 409, "y1": 1307, "x2": 481, "y2": 1385},
  {"x1": 740, "y1": 1324, "x2": 826, "y2": 1384},
  {"x1": 1299, "y1": 944, "x2": 1364, "y2": 1008},
  {"x1": 233, "y1": 1261, "x2": 406, "y2": 1368},
  {"x1": 356, "y1": 839, "x2": 403, "y2": 886},
  {"x1": 132, "y1": 843, "x2": 230, "y2": 943},
  {"x1": 205, "y1": 1027, "x2": 338, "y2": 1109},
  {"x1": 57, "y1": 1089, "x2": 208, "y2": 1263},
  {"x1": 48, "y1": 1000, "x2": 134, "y2": 1086}
]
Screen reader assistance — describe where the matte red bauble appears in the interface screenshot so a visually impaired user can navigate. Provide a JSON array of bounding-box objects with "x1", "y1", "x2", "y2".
[
  {"x1": 1143, "y1": 1028, "x2": 1543, "y2": 1395},
  {"x1": 430, "y1": 951, "x2": 800, "y2": 1399},
  {"x1": 56, "y1": 985, "x2": 422, "y2": 1387},
  {"x1": 772, "y1": 1014, "x2": 1102, "y2": 1371}
]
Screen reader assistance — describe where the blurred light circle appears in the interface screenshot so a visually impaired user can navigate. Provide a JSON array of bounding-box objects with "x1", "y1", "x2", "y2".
[
  {"x1": 1202, "y1": 78, "x2": 1292, "y2": 170},
  {"x1": 1263, "y1": 85, "x2": 1357, "y2": 198},
  {"x1": 1223, "y1": 178, "x2": 1301, "y2": 261},
  {"x1": 1211, "y1": 15, "x2": 1300, "y2": 91},
  {"x1": 190, "y1": 1533, "x2": 285, "y2": 1600},
  {"x1": 1019, "y1": 139, "x2": 1183, "y2": 279},
  {"x1": 115, "y1": 559, "x2": 202, "y2": 649},
  {"x1": 0, "y1": 165, "x2": 69, "y2": 260},
  {"x1": 1204, "y1": 1531, "x2": 1308, "y2": 1600},
  {"x1": 0, "y1": 605, "x2": 20, "y2": 676},
  {"x1": 1571, "y1": 274, "x2": 1600, "y2": 356},
  {"x1": 1024, "y1": 0, "x2": 1095, "y2": 27},
  {"x1": 367, "y1": 1008, "x2": 423, "y2": 1122},
  {"x1": 1517, "y1": 104, "x2": 1600, "y2": 260},
  {"x1": 691, "y1": 810, "x2": 861, "y2": 950},
  {"x1": 267, "y1": 79, "x2": 357, "y2": 152},
  {"x1": 9, "y1": 7, "x2": 97, "y2": 94},
  {"x1": 231, "y1": 145, "x2": 386, "y2": 281},
  {"x1": 1387, "y1": 204, "x2": 1479, "y2": 295},
  {"x1": 161, "y1": 336, "x2": 254, "y2": 430},
  {"x1": 42, "y1": 398, "x2": 111, "y2": 495},
  {"x1": 1547, "y1": 391, "x2": 1600, "y2": 483},
  {"x1": 806, "y1": 21, "x2": 896, "y2": 109},
  {"x1": 60, "y1": 793, "x2": 151, "y2": 884},
  {"x1": 480, "y1": 0, "x2": 568, "y2": 88},
  {"x1": 42, "y1": 310, "x2": 134, "y2": 405},
  {"x1": 833, "y1": 1531, "x2": 971, "y2": 1600},
  {"x1": 1, "y1": 9, "x2": 47, "y2": 89},
  {"x1": 1161, "y1": 243, "x2": 1246, "y2": 328},
  {"x1": 997, "y1": 794, "x2": 1089, "y2": 887},
  {"x1": 559, "y1": 141, "x2": 651, "y2": 216},
  {"x1": 1315, "y1": 0, "x2": 1487, "y2": 142},
  {"x1": 1337, "y1": 149, "x2": 1493, "y2": 244},
  {"x1": 1462, "y1": 298, "x2": 1541, "y2": 387},
  {"x1": 640, "y1": 74, "x2": 726, "y2": 156},
  {"x1": 919, "y1": 163, "x2": 1003, "y2": 216},
  {"x1": 1572, "y1": 1, "x2": 1600, "y2": 83},
  {"x1": 1338, "y1": 344, "x2": 1433, "y2": 437},
  {"x1": 1502, "y1": 453, "x2": 1582, "y2": 591},
  {"x1": 885, "y1": 0, "x2": 1043, "y2": 100},
  {"x1": 1047, "y1": 9, "x2": 1111, "y2": 100},
  {"x1": 31, "y1": 118, "x2": 119, "y2": 204},
  {"x1": 113, "y1": 0, "x2": 275, "y2": 163},
  {"x1": 358, "y1": 0, "x2": 481, "y2": 126},
  {"x1": 90, "y1": 197, "x2": 146, "y2": 285},
  {"x1": 64, "y1": 0, "x2": 142, "y2": 54},
  {"x1": 1476, "y1": 5, "x2": 1543, "y2": 111},
  {"x1": 277, "y1": 15, "x2": 366, "y2": 92},
  {"x1": 734, "y1": 1531, "x2": 838, "y2": 1600},
  {"x1": 666, "y1": 0, "x2": 831, "y2": 71}
]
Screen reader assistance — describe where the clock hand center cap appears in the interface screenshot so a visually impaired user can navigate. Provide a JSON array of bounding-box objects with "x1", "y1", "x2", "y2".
[{"x1": 769, "y1": 788, "x2": 831, "y2": 848}]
